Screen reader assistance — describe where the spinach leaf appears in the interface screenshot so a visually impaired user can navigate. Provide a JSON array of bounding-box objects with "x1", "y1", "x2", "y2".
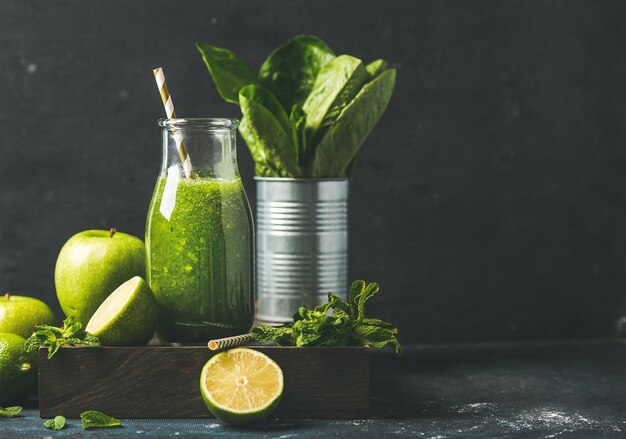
[
  {"x1": 240, "y1": 117, "x2": 288, "y2": 178},
  {"x1": 366, "y1": 59, "x2": 388, "y2": 78},
  {"x1": 289, "y1": 104, "x2": 307, "y2": 165},
  {"x1": 303, "y1": 55, "x2": 372, "y2": 149},
  {"x1": 310, "y1": 68, "x2": 396, "y2": 177},
  {"x1": 239, "y1": 84, "x2": 301, "y2": 177},
  {"x1": 196, "y1": 42, "x2": 257, "y2": 104},
  {"x1": 196, "y1": 36, "x2": 396, "y2": 177},
  {"x1": 258, "y1": 35, "x2": 335, "y2": 111}
]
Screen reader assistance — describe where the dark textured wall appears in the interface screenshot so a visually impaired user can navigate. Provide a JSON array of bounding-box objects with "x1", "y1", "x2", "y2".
[{"x1": 1, "y1": 0, "x2": 625, "y2": 343}]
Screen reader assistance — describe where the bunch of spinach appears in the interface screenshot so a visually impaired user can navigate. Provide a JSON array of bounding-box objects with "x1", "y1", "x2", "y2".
[
  {"x1": 251, "y1": 280, "x2": 401, "y2": 355},
  {"x1": 197, "y1": 35, "x2": 396, "y2": 177}
]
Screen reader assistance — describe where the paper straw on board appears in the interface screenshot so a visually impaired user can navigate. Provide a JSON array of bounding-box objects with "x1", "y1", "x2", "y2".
[
  {"x1": 208, "y1": 334, "x2": 255, "y2": 350},
  {"x1": 152, "y1": 67, "x2": 193, "y2": 178}
]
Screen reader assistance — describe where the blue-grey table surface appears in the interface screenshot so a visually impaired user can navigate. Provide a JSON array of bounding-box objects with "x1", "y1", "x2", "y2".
[{"x1": 2, "y1": 341, "x2": 625, "y2": 438}]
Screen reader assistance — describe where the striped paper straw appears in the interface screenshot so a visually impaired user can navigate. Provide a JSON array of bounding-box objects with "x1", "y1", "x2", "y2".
[
  {"x1": 208, "y1": 334, "x2": 255, "y2": 351},
  {"x1": 152, "y1": 67, "x2": 193, "y2": 178}
]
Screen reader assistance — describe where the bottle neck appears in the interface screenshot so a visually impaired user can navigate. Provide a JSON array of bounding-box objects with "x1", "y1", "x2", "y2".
[{"x1": 159, "y1": 118, "x2": 240, "y2": 179}]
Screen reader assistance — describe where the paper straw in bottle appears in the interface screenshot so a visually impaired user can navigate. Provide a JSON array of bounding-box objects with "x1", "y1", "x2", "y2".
[{"x1": 152, "y1": 67, "x2": 193, "y2": 178}]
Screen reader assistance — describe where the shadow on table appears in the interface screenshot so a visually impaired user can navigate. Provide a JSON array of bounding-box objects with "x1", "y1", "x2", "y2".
[
  {"x1": 369, "y1": 350, "x2": 443, "y2": 419},
  {"x1": 369, "y1": 341, "x2": 626, "y2": 421}
]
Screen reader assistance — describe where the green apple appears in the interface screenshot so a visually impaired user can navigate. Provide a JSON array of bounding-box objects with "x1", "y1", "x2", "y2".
[
  {"x1": 0, "y1": 293, "x2": 56, "y2": 338},
  {"x1": 55, "y1": 228, "x2": 145, "y2": 324}
]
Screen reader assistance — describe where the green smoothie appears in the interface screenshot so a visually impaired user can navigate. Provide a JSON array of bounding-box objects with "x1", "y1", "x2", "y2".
[{"x1": 146, "y1": 175, "x2": 254, "y2": 342}]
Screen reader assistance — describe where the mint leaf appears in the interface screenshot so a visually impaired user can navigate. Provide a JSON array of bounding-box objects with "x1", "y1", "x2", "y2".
[
  {"x1": 250, "y1": 280, "x2": 401, "y2": 355},
  {"x1": 196, "y1": 42, "x2": 256, "y2": 104},
  {"x1": 293, "y1": 319, "x2": 326, "y2": 346},
  {"x1": 63, "y1": 318, "x2": 83, "y2": 338},
  {"x1": 356, "y1": 282, "x2": 380, "y2": 323},
  {"x1": 0, "y1": 406, "x2": 22, "y2": 418},
  {"x1": 24, "y1": 331, "x2": 50, "y2": 353},
  {"x1": 80, "y1": 410, "x2": 121, "y2": 429},
  {"x1": 25, "y1": 315, "x2": 100, "y2": 359},
  {"x1": 250, "y1": 325, "x2": 295, "y2": 345},
  {"x1": 361, "y1": 318, "x2": 397, "y2": 330},
  {"x1": 43, "y1": 416, "x2": 66, "y2": 430},
  {"x1": 312, "y1": 300, "x2": 333, "y2": 317},
  {"x1": 353, "y1": 324, "x2": 402, "y2": 355},
  {"x1": 348, "y1": 281, "x2": 366, "y2": 319},
  {"x1": 328, "y1": 293, "x2": 351, "y2": 317},
  {"x1": 47, "y1": 341, "x2": 62, "y2": 359}
]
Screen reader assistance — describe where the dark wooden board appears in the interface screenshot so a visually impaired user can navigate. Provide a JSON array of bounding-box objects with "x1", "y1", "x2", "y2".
[{"x1": 38, "y1": 345, "x2": 369, "y2": 419}]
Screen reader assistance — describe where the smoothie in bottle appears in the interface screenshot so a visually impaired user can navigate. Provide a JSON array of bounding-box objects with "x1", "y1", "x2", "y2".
[{"x1": 146, "y1": 118, "x2": 254, "y2": 342}]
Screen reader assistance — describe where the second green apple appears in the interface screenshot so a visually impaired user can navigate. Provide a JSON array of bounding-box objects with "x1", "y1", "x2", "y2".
[{"x1": 55, "y1": 228, "x2": 145, "y2": 324}]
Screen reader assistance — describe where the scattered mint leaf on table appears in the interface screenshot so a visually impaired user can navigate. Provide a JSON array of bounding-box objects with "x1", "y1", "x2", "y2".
[
  {"x1": 0, "y1": 406, "x2": 22, "y2": 417},
  {"x1": 251, "y1": 280, "x2": 402, "y2": 355},
  {"x1": 25, "y1": 315, "x2": 100, "y2": 359},
  {"x1": 80, "y1": 410, "x2": 121, "y2": 429},
  {"x1": 43, "y1": 415, "x2": 66, "y2": 430}
]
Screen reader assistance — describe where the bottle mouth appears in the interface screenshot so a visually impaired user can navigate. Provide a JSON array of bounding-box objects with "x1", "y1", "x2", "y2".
[{"x1": 158, "y1": 118, "x2": 239, "y2": 130}]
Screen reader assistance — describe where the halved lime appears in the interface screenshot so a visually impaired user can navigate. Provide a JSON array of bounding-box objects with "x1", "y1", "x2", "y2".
[
  {"x1": 86, "y1": 276, "x2": 157, "y2": 346},
  {"x1": 200, "y1": 348, "x2": 284, "y2": 425}
]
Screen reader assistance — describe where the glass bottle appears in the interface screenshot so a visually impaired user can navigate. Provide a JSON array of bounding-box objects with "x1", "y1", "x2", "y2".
[{"x1": 146, "y1": 118, "x2": 254, "y2": 343}]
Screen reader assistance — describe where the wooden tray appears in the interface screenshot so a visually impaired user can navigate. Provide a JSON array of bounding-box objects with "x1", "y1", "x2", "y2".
[{"x1": 38, "y1": 345, "x2": 369, "y2": 419}]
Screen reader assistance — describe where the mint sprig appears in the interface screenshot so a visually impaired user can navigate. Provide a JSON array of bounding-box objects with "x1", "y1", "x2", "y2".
[
  {"x1": 251, "y1": 280, "x2": 401, "y2": 355},
  {"x1": 43, "y1": 415, "x2": 66, "y2": 430},
  {"x1": 25, "y1": 316, "x2": 100, "y2": 359},
  {"x1": 80, "y1": 410, "x2": 121, "y2": 429},
  {"x1": 0, "y1": 406, "x2": 22, "y2": 418}
]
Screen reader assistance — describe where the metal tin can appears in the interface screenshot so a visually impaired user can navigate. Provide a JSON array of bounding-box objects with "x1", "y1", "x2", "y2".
[{"x1": 255, "y1": 177, "x2": 349, "y2": 322}]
